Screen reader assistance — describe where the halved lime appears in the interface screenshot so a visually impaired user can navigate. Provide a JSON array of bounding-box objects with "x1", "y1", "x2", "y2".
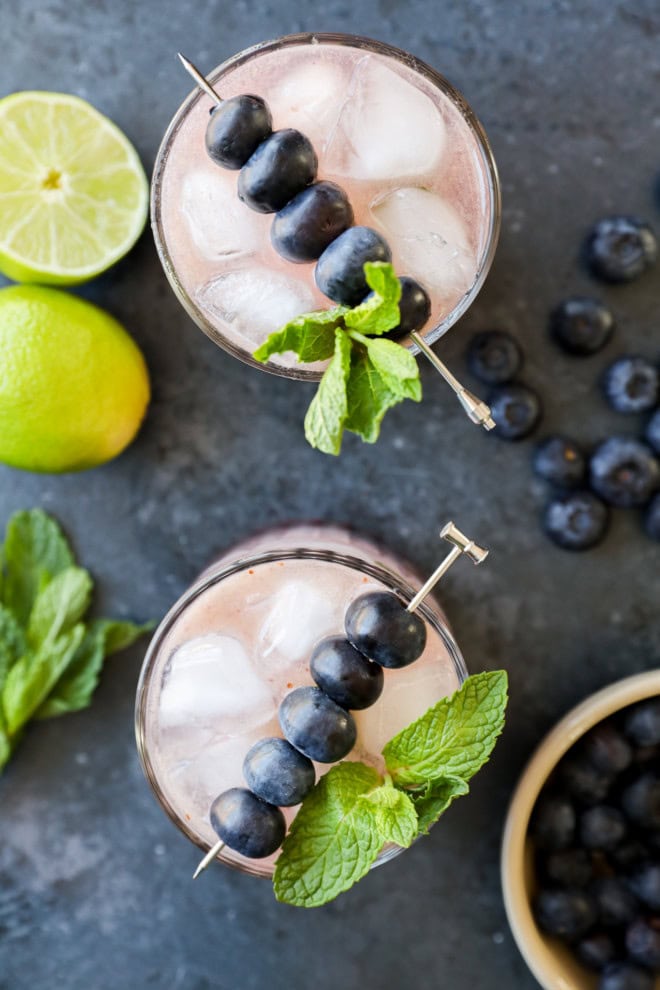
[{"x1": 0, "y1": 91, "x2": 148, "y2": 284}]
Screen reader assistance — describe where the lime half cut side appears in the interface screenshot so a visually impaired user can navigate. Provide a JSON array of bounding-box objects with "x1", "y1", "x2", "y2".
[{"x1": 0, "y1": 91, "x2": 148, "y2": 285}]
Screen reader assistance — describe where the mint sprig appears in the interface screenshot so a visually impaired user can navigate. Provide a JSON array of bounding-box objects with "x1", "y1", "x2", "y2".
[
  {"x1": 253, "y1": 262, "x2": 422, "y2": 455},
  {"x1": 273, "y1": 670, "x2": 508, "y2": 907},
  {"x1": 0, "y1": 509, "x2": 153, "y2": 769}
]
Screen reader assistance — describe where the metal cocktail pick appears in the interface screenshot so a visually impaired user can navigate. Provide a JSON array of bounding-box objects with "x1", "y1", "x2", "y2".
[
  {"x1": 192, "y1": 521, "x2": 487, "y2": 879},
  {"x1": 177, "y1": 53, "x2": 223, "y2": 105}
]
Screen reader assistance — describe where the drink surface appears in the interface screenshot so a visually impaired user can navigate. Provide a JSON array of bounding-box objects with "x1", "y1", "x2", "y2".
[
  {"x1": 156, "y1": 39, "x2": 495, "y2": 373},
  {"x1": 138, "y1": 526, "x2": 463, "y2": 877}
]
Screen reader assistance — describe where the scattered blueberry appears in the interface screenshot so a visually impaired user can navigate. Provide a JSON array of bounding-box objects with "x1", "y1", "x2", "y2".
[
  {"x1": 531, "y1": 794, "x2": 576, "y2": 850},
  {"x1": 549, "y1": 297, "x2": 614, "y2": 356},
  {"x1": 543, "y1": 491, "x2": 609, "y2": 551},
  {"x1": 310, "y1": 636, "x2": 384, "y2": 710},
  {"x1": 205, "y1": 95, "x2": 272, "y2": 170},
  {"x1": 576, "y1": 932, "x2": 618, "y2": 971},
  {"x1": 560, "y1": 753, "x2": 614, "y2": 805},
  {"x1": 645, "y1": 410, "x2": 660, "y2": 456},
  {"x1": 315, "y1": 226, "x2": 391, "y2": 306},
  {"x1": 544, "y1": 848, "x2": 594, "y2": 888},
  {"x1": 625, "y1": 917, "x2": 660, "y2": 970},
  {"x1": 611, "y1": 839, "x2": 650, "y2": 871},
  {"x1": 489, "y1": 383, "x2": 542, "y2": 441},
  {"x1": 581, "y1": 723, "x2": 633, "y2": 776},
  {"x1": 467, "y1": 330, "x2": 523, "y2": 385},
  {"x1": 624, "y1": 701, "x2": 660, "y2": 748},
  {"x1": 534, "y1": 888, "x2": 598, "y2": 939},
  {"x1": 271, "y1": 181, "x2": 354, "y2": 262},
  {"x1": 621, "y1": 773, "x2": 660, "y2": 830},
  {"x1": 209, "y1": 787, "x2": 285, "y2": 858},
  {"x1": 591, "y1": 876, "x2": 639, "y2": 928},
  {"x1": 586, "y1": 216, "x2": 658, "y2": 284},
  {"x1": 627, "y1": 863, "x2": 660, "y2": 912},
  {"x1": 238, "y1": 129, "x2": 317, "y2": 213},
  {"x1": 590, "y1": 438, "x2": 660, "y2": 508},
  {"x1": 242, "y1": 737, "x2": 315, "y2": 807},
  {"x1": 279, "y1": 686, "x2": 356, "y2": 764},
  {"x1": 603, "y1": 357, "x2": 659, "y2": 414},
  {"x1": 533, "y1": 436, "x2": 587, "y2": 488},
  {"x1": 599, "y1": 962, "x2": 655, "y2": 990},
  {"x1": 345, "y1": 591, "x2": 426, "y2": 669},
  {"x1": 581, "y1": 806, "x2": 628, "y2": 851},
  {"x1": 383, "y1": 277, "x2": 431, "y2": 339},
  {"x1": 644, "y1": 494, "x2": 660, "y2": 541}
]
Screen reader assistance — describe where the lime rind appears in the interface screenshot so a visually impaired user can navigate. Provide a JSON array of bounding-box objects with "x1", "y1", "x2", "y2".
[{"x1": 0, "y1": 91, "x2": 148, "y2": 285}]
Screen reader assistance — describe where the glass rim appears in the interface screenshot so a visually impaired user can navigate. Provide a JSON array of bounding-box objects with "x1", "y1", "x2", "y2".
[
  {"x1": 135, "y1": 544, "x2": 468, "y2": 876},
  {"x1": 151, "y1": 31, "x2": 502, "y2": 381}
]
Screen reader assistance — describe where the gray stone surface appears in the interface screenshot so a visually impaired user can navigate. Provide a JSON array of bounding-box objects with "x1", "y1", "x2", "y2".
[{"x1": 1, "y1": 1, "x2": 659, "y2": 988}]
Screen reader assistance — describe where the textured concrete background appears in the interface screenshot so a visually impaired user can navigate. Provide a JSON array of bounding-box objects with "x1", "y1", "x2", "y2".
[{"x1": 1, "y1": 1, "x2": 659, "y2": 988}]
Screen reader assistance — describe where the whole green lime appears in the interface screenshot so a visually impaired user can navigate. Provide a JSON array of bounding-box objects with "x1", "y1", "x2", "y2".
[{"x1": 0, "y1": 285, "x2": 150, "y2": 472}]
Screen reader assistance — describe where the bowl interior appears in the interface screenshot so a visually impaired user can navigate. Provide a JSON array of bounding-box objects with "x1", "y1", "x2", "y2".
[{"x1": 501, "y1": 670, "x2": 660, "y2": 990}]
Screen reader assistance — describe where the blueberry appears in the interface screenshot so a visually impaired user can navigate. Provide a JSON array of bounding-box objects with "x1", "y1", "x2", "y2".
[
  {"x1": 310, "y1": 637, "x2": 384, "y2": 710},
  {"x1": 591, "y1": 877, "x2": 639, "y2": 928},
  {"x1": 242, "y1": 737, "x2": 315, "y2": 807},
  {"x1": 205, "y1": 95, "x2": 272, "y2": 170},
  {"x1": 645, "y1": 410, "x2": 660, "y2": 455},
  {"x1": 582, "y1": 723, "x2": 634, "y2": 776},
  {"x1": 345, "y1": 591, "x2": 426, "y2": 669},
  {"x1": 543, "y1": 848, "x2": 594, "y2": 888},
  {"x1": 384, "y1": 277, "x2": 431, "y2": 339},
  {"x1": 531, "y1": 794, "x2": 576, "y2": 850},
  {"x1": 533, "y1": 436, "x2": 587, "y2": 488},
  {"x1": 209, "y1": 787, "x2": 285, "y2": 858},
  {"x1": 576, "y1": 932, "x2": 618, "y2": 970},
  {"x1": 489, "y1": 383, "x2": 542, "y2": 441},
  {"x1": 271, "y1": 181, "x2": 353, "y2": 262},
  {"x1": 534, "y1": 888, "x2": 598, "y2": 939},
  {"x1": 624, "y1": 701, "x2": 660, "y2": 748},
  {"x1": 279, "y1": 686, "x2": 356, "y2": 763},
  {"x1": 467, "y1": 331, "x2": 522, "y2": 385},
  {"x1": 611, "y1": 840, "x2": 651, "y2": 871},
  {"x1": 581, "y1": 806, "x2": 628, "y2": 851},
  {"x1": 560, "y1": 753, "x2": 614, "y2": 805},
  {"x1": 590, "y1": 439, "x2": 660, "y2": 508},
  {"x1": 622, "y1": 774, "x2": 660, "y2": 830},
  {"x1": 603, "y1": 358, "x2": 659, "y2": 415},
  {"x1": 626, "y1": 917, "x2": 660, "y2": 970},
  {"x1": 315, "y1": 226, "x2": 391, "y2": 306},
  {"x1": 586, "y1": 216, "x2": 658, "y2": 283},
  {"x1": 543, "y1": 491, "x2": 609, "y2": 551},
  {"x1": 237, "y1": 129, "x2": 317, "y2": 213},
  {"x1": 645, "y1": 495, "x2": 660, "y2": 541},
  {"x1": 627, "y1": 863, "x2": 660, "y2": 911},
  {"x1": 599, "y1": 962, "x2": 655, "y2": 990},
  {"x1": 549, "y1": 297, "x2": 614, "y2": 356}
]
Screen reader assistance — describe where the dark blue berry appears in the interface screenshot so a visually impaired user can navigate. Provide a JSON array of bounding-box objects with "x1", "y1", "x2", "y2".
[
  {"x1": 586, "y1": 216, "x2": 658, "y2": 283},
  {"x1": 384, "y1": 277, "x2": 431, "y2": 339},
  {"x1": 310, "y1": 637, "x2": 384, "y2": 710},
  {"x1": 271, "y1": 181, "x2": 353, "y2": 262},
  {"x1": 626, "y1": 917, "x2": 660, "y2": 969},
  {"x1": 581, "y1": 806, "x2": 628, "y2": 851},
  {"x1": 622, "y1": 774, "x2": 660, "y2": 830},
  {"x1": 543, "y1": 848, "x2": 594, "y2": 888},
  {"x1": 550, "y1": 297, "x2": 614, "y2": 355},
  {"x1": 645, "y1": 410, "x2": 660, "y2": 455},
  {"x1": 603, "y1": 357, "x2": 659, "y2": 414},
  {"x1": 576, "y1": 932, "x2": 618, "y2": 970},
  {"x1": 467, "y1": 331, "x2": 522, "y2": 385},
  {"x1": 205, "y1": 95, "x2": 272, "y2": 170},
  {"x1": 534, "y1": 888, "x2": 598, "y2": 939},
  {"x1": 345, "y1": 591, "x2": 426, "y2": 669},
  {"x1": 544, "y1": 491, "x2": 609, "y2": 551},
  {"x1": 315, "y1": 226, "x2": 391, "y2": 306},
  {"x1": 560, "y1": 753, "x2": 614, "y2": 805},
  {"x1": 533, "y1": 436, "x2": 587, "y2": 488},
  {"x1": 611, "y1": 840, "x2": 650, "y2": 871},
  {"x1": 582, "y1": 723, "x2": 633, "y2": 776},
  {"x1": 645, "y1": 494, "x2": 660, "y2": 541},
  {"x1": 624, "y1": 701, "x2": 660, "y2": 748},
  {"x1": 242, "y1": 737, "x2": 315, "y2": 807},
  {"x1": 489, "y1": 384, "x2": 542, "y2": 441},
  {"x1": 531, "y1": 794, "x2": 576, "y2": 850},
  {"x1": 590, "y1": 439, "x2": 660, "y2": 508},
  {"x1": 627, "y1": 863, "x2": 660, "y2": 912},
  {"x1": 238, "y1": 129, "x2": 317, "y2": 213},
  {"x1": 279, "y1": 686, "x2": 356, "y2": 763},
  {"x1": 591, "y1": 876, "x2": 639, "y2": 928},
  {"x1": 599, "y1": 962, "x2": 655, "y2": 990},
  {"x1": 209, "y1": 787, "x2": 285, "y2": 858}
]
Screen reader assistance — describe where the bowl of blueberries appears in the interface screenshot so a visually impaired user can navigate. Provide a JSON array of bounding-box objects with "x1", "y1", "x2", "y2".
[{"x1": 502, "y1": 670, "x2": 660, "y2": 990}]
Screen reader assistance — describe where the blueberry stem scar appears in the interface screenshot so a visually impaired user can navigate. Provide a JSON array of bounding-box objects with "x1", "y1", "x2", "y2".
[
  {"x1": 410, "y1": 330, "x2": 495, "y2": 430},
  {"x1": 193, "y1": 838, "x2": 226, "y2": 879},
  {"x1": 178, "y1": 53, "x2": 223, "y2": 106}
]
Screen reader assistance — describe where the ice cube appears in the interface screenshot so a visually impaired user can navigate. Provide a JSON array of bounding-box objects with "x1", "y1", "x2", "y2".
[
  {"x1": 324, "y1": 55, "x2": 446, "y2": 180},
  {"x1": 198, "y1": 267, "x2": 317, "y2": 346},
  {"x1": 169, "y1": 736, "x2": 258, "y2": 818},
  {"x1": 181, "y1": 168, "x2": 265, "y2": 259},
  {"x1": 268, "y1": 58, "x2": 347, "y2": 148},
  {"x1": 159, "y1": 634, "x2": 275, "y2": 735},
  {"x1": 371, "y1": 187, "x2": 477, "y2": 301},
  {"x1": 256, "y1": 580, "x2": 339, "y2": 675}
]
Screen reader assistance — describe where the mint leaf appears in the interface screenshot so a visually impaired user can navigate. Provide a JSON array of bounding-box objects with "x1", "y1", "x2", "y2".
[
  {"x1": 253, "y1": 306, "x2": 347, "y2": 364},
  {"x1": 304, "y1": 329, "x2": 352, "y2": 455},
  {"x1": 344, "y1": 343, "x2": 420, "y2": 444},
  {"x1": 273, "y1": 762, "x2": 383, "y2": 907},
  {"x1": 361, "y1": 781, "x2": 418, "y2": 847},
  {"x1": 365, "y1": 338, "x2": 422, "y2": 400},
  {"x1": 0, "y1": 605, "x2": 26, "y2": 687},
  {"x1": 27, "y1": 567, "x2": 93, "y2": 647},
  {"x1": 2, "y1": 624, "x2": 85, "y2": 736},
  {"x1": 2, "y1": 509, "x2": 74, "y2": 624},
  {"x1": 410, "y1": 776, "x2": 470, "y2": 835},
  {"x1": 383, "y1": 671, "x2": 508, "y2": 787},
  {"x1": 97, "y1": 618, "x2": 155, "y2": 656},
  {"x1": 344, "y1": 262, "x2": 401, "y2": 335}
]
